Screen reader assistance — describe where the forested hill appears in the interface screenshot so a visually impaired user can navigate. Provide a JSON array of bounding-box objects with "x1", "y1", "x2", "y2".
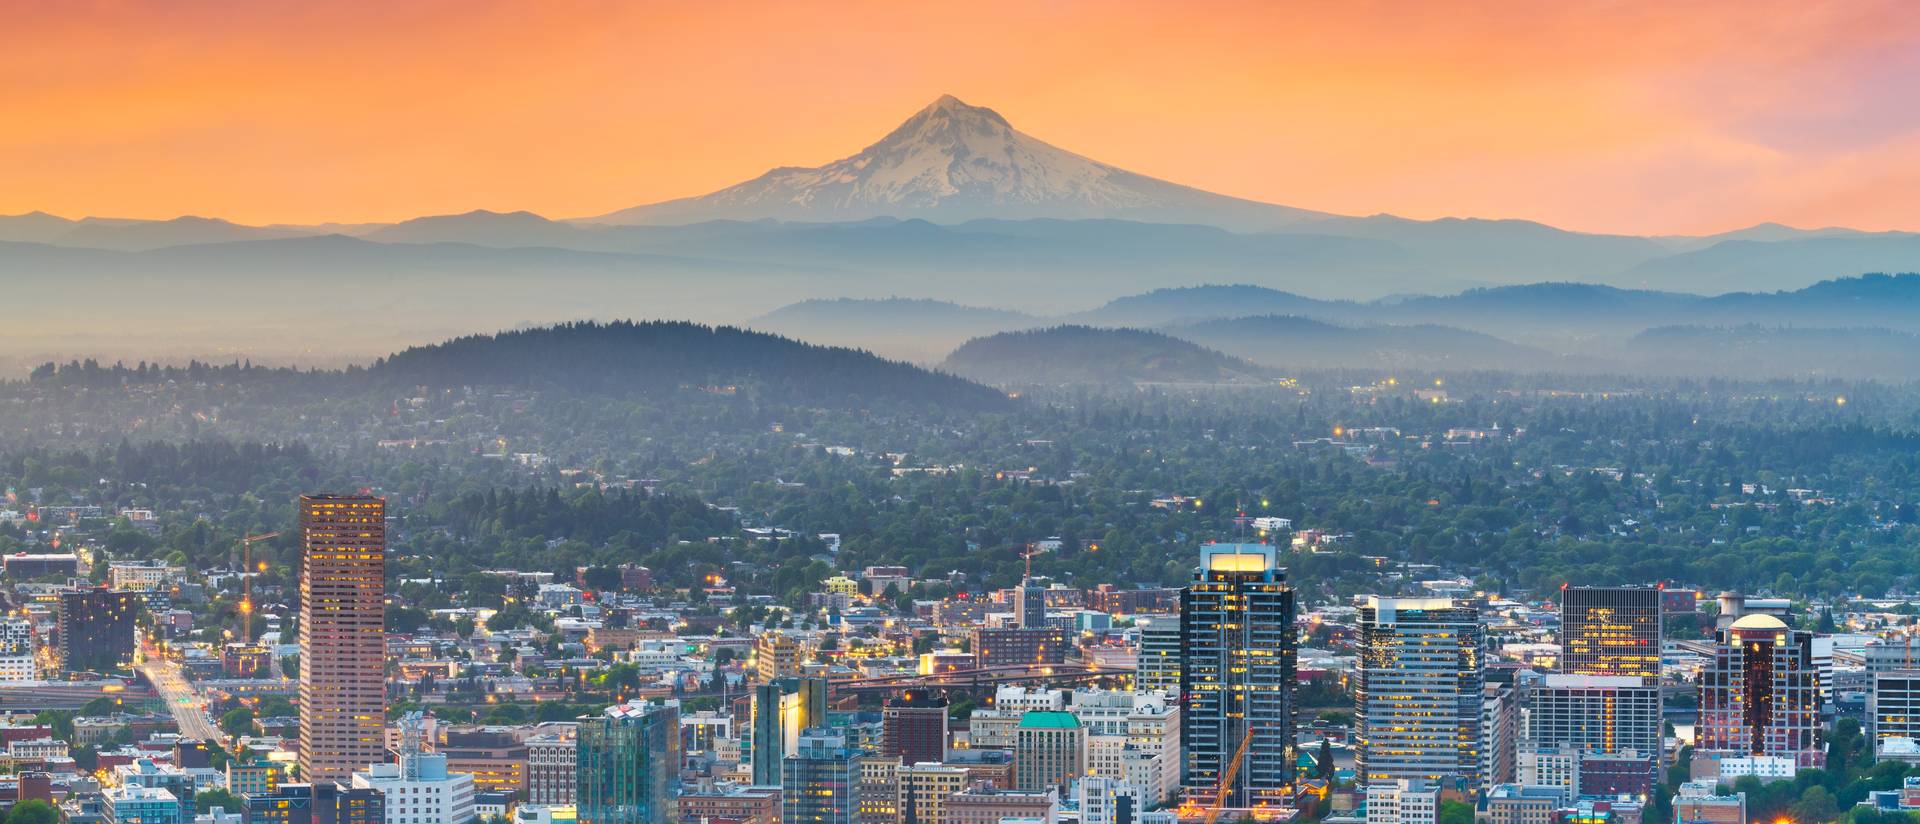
[
  {"x1": 21, "y1": 321, "x2": 1010, "y2": 411},
  {"x1": 944, "y1": 325, "x2": 1270, "y2": 386},
  {"x1": 368, "y1": 321, "x2": 1010, "y2": 409}
]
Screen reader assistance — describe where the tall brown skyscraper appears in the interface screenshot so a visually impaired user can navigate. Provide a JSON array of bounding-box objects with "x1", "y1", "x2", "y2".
[{"x1": 298, "y1": 494, "x2": 387, "y2": 783}]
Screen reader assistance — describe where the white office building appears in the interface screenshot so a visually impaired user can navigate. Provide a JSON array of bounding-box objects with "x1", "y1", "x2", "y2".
[
  {"x1": 352, "y1": 728, "x2": 477, "y2": 824},
  {"x1": 1366, "y1": 780, "x2": 1440, "y2": 824},
  {"x1": 1523, "y1": 674, "x2": 1662, "y2": 758},
  {"x1": 1078, "y1": 777, "x2": 1144, "y2": 824},
  {"x1": 1515, "y1": 746, "x2": 1580, "y2": 794},
  {"x1": 0, "y1": 619, "x2": 35, "y2": 682},
  {"x1": 1134, "y1": 617, "x2": 1182, "y2": 694}
]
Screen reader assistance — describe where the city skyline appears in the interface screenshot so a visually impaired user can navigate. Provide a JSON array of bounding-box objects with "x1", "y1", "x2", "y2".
[
  {"x1": 0, "y1": 471, "x2": 1898, "y2": 824},
  {"x1": 6, "y1": 6, "x2": 1919, "y2": 822}
]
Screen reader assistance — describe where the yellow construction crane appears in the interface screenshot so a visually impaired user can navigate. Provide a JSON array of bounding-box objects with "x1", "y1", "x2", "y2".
[
  {"x1": 236, "y1": 532, "x2": 280, "y2": 644},
  {"x1": 1203, "y1": 729, "x2": 1258, "y2": 824}
]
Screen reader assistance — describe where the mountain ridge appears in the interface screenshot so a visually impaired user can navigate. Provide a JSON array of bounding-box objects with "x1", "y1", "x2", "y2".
[
  {"x1": 754, "y1": 274, "x2": 1920, "y2": 366},
  {"x1": 586, "y1": 95, "x2": 1331, "y2": 230},
  {"x1": 1167, "y1": 314, "x2": 1559, "y2": 373},
  {"x1": 12, "y1": 205, "x2": 1919, "y2": 304},
  {"x1": 5, "y1": 93, "x2": 1920, "y2": 355}
]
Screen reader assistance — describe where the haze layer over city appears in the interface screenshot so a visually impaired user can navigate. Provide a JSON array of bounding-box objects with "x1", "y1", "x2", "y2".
[{"x1": 3, "y1": 6, "x2": 1919, "y2": 824}]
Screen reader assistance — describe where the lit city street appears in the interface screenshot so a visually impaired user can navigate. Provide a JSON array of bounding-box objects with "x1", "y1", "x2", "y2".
[{"x1": 139, "y1": 645, "x2": 227, "y2": 745}]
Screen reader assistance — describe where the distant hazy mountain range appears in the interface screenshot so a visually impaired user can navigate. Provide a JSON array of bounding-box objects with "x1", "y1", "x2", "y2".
[
  {"x1": 2, "y1": 95, "x2": 1918, "y2": 374},
  {"x1": 754, "y1": 298, "x2": 1042, "y2": 364},
  {"x1": 760, "y1": 275, "x2": 1920, "y2": 382},
  {"x1": 939, "y1": 319, "x2": 1561, "y2": 385},
  {"x1": 1166, "y1": 315, "x2": 1557, "y2": 374},
  {"x1": 5, "y1": 96, "x2": 1915, "y2": 290}
]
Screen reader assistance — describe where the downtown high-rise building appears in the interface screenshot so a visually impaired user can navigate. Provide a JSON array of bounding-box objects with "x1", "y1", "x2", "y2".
[
  {"x1": 438, "y1": 729, "x2": 529, "y2": 795},
  {"x1": 1481, "y1": 676, "x2": 1520, "y2": 792},
  {"x1": 1133, "y1": 616, "x2": 1182, "y2": 693},
  {"x1": 756, "y1": 632, "x2": 805, "y2": 682},
  {"x1": 1870, "y1": 670, "x2": 1920, "y2": 762},
  {"x1": 243, "y1": 783, "x2": 384, "y2": 824},
  {"x1": 895, "y1": 762, "x2": 968, "y2": 824},
  {"x1": 57, "y1": 587, "x2": 140, "y2": 675},
  {"x1": 525, "y1": 732, "x2": 578, "y2": 805},
  {"x1": 579, "y1": 700, "x2": 682, "y2": 824},
  {"x1": 855, "y1": 756, "x2": 901, "y2": 824},
  {"x1": 971, "y1": 625, "x2": 1068, "y2": 669},
  {"x1": 297, "y1": 494, "x2": 387, "y2": 784},
  {"x1": 1013, "y1": 712, "x2": 1085, "y2": 793},
  {"x1": 751, "y1": 678, "x2": 829, "y2": 786},
  {"x1": 1016, "y1": 578, "x2": 1047, "y2": 630},
  {"x1": 1697, "y1": 614, "x2": 1823, "y2": 768},
  {"x1": 881, "y1": 691, "x2": 949, "y2": 766},
  {"x1": 750, "y1": 683, "x2": 785, "y2": 787},
  {"x1": 1866, "y1": 640, "x2": 1920, "y2": 760},
  {"x1": 351, "y1": 718, "x2": 476, "y2": 824},
  {"x1": 1356, "y1": 597, "x2": 1485, "y2": 787},
  {"x1": 1078, "y1": 777, "x2": 1143, "y2": 824},
  {"x1": 942, "y1": 786, "x2": 1057, "y2": 824},
  {"x1": 1180, "y1": 543, "x2": 1297, "y2": 807},
  {"x1": 1559, "y1": 586, "x2": 1663, "y2": 679},
  {"x1": 1523, "y1": 674, "x2": 1663, "y2": 758},
  {"x1": 783, "y1": 729, "x2": 860, "y2": 824}
]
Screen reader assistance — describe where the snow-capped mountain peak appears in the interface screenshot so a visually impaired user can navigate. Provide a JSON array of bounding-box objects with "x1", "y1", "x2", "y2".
[{"x1": 587, "y1": 95, "x2": 1326, "y2": 229}]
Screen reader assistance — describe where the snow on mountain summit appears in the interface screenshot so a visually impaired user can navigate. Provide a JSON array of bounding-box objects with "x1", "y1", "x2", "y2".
[
  {"x1": 831, "y1": 94, "x2": 1188, "y2": 213},
  {"x1": 587, "y1": 95, "x2": 1327, "y2": 229}
]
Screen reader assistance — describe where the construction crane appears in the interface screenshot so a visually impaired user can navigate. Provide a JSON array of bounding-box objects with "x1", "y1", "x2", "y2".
[
  {"x1": 236, "y1": 532, "x2": 280, "y2": 644},
  {"x1": 1203, "y1": 728, "x2": 1258, "y2": 824}
]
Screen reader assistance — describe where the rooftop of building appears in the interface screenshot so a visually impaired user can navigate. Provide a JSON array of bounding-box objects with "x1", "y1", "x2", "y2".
[
  {"x1": 1539, "y1": 674, "x2": 1656, "y2": 689},
  {"x1": 1017, "y1": 711, "x2": 1081, "y2": 729},
  {"x1": 103, "y1": 786, "x2": 178, "y2": 802},
  {"x1": 601, "y1": 699, "x2": 675, "y2": 720},
  {"x1": 1729, "y1": 613, "x2": 1789, "y2": 631},
  {"x1": 1199, "y1": 543, "x2": 1278, "y2": 573},
  {"x1": 1488, "y1": 784, "x2": 1569, "y2": 801}
]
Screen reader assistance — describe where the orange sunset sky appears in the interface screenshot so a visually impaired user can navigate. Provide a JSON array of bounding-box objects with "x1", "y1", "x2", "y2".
[{"x1": 5, "y1": 0, "x2": 1918, "y2": 235}]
